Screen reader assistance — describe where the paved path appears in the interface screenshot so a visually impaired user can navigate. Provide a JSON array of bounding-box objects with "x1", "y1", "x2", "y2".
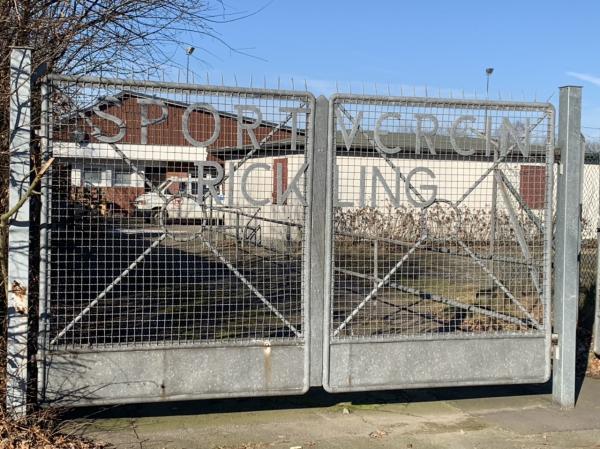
[{"x1": 65, "y1": 378, "x2": 600, "y2": 449}]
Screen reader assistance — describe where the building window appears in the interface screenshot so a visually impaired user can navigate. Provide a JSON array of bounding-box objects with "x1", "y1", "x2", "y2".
[
  {"x1": 113, "y1": 171, "x2": 132, "y2": 187},
  {"x1": 82, "y1": 169, "x2": 102, "y2": 187},
  {"x1": 519, "y1": 165, "x2": 546, "y2": 210}
]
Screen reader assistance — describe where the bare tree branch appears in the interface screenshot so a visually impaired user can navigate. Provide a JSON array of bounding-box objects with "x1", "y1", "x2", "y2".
[{"x1": 0, "y1": 0, "x2": 258, "y2": 408}]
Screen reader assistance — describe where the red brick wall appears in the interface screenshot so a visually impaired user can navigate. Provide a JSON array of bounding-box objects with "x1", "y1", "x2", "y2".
[{"x1": 64, "y1": 94, "x2": 293, "y2": 149}]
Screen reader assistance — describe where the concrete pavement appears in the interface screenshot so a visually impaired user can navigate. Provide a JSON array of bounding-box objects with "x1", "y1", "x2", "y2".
[{"x1": 63, "y1": 378, "x2": 600, "y2": 449}]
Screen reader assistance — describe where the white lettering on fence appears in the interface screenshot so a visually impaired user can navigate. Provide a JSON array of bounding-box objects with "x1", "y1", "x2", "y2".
[
  {"x1": 86, "y1": 99, "x2": 531, "y2": 160},
  {"x1": 138, "y1": 99, "x2": 168, "y2": 145},
  {"x1": 182, "y1": 103, "x2": 221, "y2": 147},
  {"x1": 80, "y1": 98, "x2": 536, "y2": 210},
  {"x1": 415, "y1": 114, "x2": 438, "y2": 155}
]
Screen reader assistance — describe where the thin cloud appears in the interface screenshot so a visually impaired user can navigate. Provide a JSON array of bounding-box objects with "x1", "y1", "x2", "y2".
[{"x1": 567, "y1": 71, "x2": 600, "y2": 87}]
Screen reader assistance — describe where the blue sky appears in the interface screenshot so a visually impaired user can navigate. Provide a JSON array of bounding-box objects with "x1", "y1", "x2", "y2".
[{"x1": 169, "y1": 0, "x2": 600, "y2": 136}]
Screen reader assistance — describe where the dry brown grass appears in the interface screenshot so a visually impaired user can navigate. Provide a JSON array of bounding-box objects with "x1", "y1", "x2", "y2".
[
  {"x1": 0, "y1": 344, "x2": 106, "y2": 449},
  {"x1": 334, "y1": 204, "x2": 545, "y2": 243},
  {"x1": 587, "y1": 354, "x2": 600, "y2": 379},
  {"x1": 0, "y1": 408, "x2": 109, "y2": 449},
  {"x1": 578, "y1": 320, "x2": 600, "y2": 379}
]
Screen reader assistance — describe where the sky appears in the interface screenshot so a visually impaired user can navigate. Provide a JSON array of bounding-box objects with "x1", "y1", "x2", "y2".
[{"x1": 169, "y1": 0, "x2": 600, "y2": 137}]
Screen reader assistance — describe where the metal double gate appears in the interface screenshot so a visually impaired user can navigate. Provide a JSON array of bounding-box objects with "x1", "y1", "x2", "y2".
[{"x1": 38, "y1": 75, "x2": 555, "y2": 405}]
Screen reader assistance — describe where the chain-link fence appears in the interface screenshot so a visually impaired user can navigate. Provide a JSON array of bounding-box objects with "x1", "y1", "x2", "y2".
[{"x1": 580, "y1": 142, "x2": 600, "y2": 291}]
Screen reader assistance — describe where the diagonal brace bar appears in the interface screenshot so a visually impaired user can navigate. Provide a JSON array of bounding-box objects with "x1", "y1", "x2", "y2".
[
  {"x1": 333, "y1": 236, "x2": 426, "y2": 336},
  {"x1": 50, "y1": 234, "x2": 167, "y2": 345},
  {"x1": 198, "y1": 232, "x2": 301, "y2": 337},
  {"x1": 495, "y1": 171, "x2": 543, "y2": 297},
  {"x1": 496, "y1": 169, "x2": 543, "y2": 233},
  {"x1": 457, "y1": 240, "x2": 541, "y2": 328},
  {"x1": 335, "y1": 267, "x2": 535, "y2": 329}
]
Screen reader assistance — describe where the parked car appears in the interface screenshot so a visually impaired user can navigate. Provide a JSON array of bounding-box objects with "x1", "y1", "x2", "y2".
[{"x1": 134, "y1": 176, "x2": 221, "y2": 224}]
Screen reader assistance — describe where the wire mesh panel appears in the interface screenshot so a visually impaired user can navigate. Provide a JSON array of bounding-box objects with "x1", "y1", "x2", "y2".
[
  {"x1": 324, "y1": 94, "x2": 555, "y2": 391},
  {"x1": 580, "y1": 149, "x2": 600, "y2": 358},
  {"x1": 580, "y1": 154, "x2": 600, "y2": 290},
  {"x1": 40, "y1": 75, "x2": 314, "y2": 404}
]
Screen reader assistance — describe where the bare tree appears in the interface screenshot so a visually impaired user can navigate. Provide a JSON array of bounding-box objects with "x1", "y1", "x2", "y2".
[
  {"x1": 0, "y1": 0, "x2": 250, "y2": 161},
  {"x1": 0, "y1": 0, "x2": 251, "y2": 407}
]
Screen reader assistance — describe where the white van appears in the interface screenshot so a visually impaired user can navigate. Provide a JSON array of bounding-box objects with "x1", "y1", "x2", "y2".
[{"x1": 134, "y1": 176, "x2": 222, "y2": 223}]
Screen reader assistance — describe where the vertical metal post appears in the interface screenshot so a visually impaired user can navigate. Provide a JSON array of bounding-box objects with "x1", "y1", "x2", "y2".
[
  {"x1": 553, "y1": 86, "x2": 583, "y2": 408},
  {"x1": 594, "y1": 159, "x2": 600, "y2": 357},
  {"x1": 6, "y1": 47, "x2": 32, "y2": 416},
  {"x1": 486, "y1": 107, "x2": 497, "y2": 261},
  {"x1": 373, "y1": 240, "x2": 378, "y2": 292},
  {"x1": 209, "y1": 195, "x2": 214, "y2": 231},
  {"x1": 594, "y1": 227, "x2": 600, "y2": 356},
  {"x1": 308, "y1": 96, "x2": 328, "y2": 387},
  {"x1": 38, "y1": 79, "x2": 50, "y2": 403},
  {"x1": 486, "y1": 68, "x2": 496, "y2": 260},
  {"x1": 489, "y1": 191, "x2": 497, "y2": 250}
]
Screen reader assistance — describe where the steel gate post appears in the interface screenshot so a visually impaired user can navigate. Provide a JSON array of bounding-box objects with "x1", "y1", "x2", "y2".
[
  {"x1": 553, "y1": 85, "x2": 584, "y2": 408},
  {"x1": 6, "y1": 47, "x2": 32, "y2": 416},
  {"x1": 595, "y1": 158, "x2": 600, "y2": 357},
  {"x1": 308, "y1": 95, "x2": 328, "y2": 386},
  {"x1": 37, "y1": 79, "x2": 50, "y2": 403},
  {"x1": 595, "y1": 226, "x2": 600, "y2": 356}
]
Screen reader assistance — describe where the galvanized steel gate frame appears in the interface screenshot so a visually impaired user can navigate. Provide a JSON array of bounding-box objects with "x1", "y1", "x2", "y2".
[
  {"x1": 3, "y1": 48, "x2": 586, "y2": 413},
  {"x1": 37, "y1": 74, "x2": 317, "y2": 405},
  {"x1": 323, "y1": 94, "x2": 555, "y2": 392}
]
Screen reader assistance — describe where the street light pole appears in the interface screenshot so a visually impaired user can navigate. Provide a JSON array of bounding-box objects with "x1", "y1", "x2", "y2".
[
  {"x1": 185, "y1": 46, "x2": 195, "y2": 85},
  {"x1": 486, "y1": 67, "x2": 494, "y2": 99},
  {"x1": 185, "y1": 47, "x2": 195, "y2": 103}
]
